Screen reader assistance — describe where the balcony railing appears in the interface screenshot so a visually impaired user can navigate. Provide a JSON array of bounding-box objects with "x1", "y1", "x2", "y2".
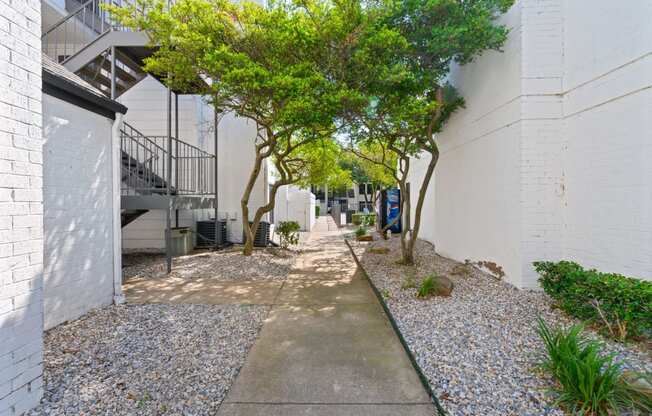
[{"x1": 120, "y1": 122, "x2": 215, "y2": 197}]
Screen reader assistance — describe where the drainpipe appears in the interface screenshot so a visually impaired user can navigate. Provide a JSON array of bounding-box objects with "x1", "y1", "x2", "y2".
[
  {"x1": 111, "y1": 112, "x2": 125, "y2": 304},
  {"x1": 174, "y1": 93, "x2": 179, "y2": 228},
  {"x1": 214, "y1": 107, "x2": 220, "y2": 248},
  {"x1": 165, "y1": 87, "x2": 172, "y2": 273}
]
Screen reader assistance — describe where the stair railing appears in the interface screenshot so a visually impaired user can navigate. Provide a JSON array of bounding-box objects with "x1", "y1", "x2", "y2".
[
  {"x1": 120, "y1": 122, "x2": 215, "y2": 196},
  {"x1": 145, "y1": 136, "x2": 216, "y2": 196},
  {"x1": 42, "y1": 0, "x2": 175, "y2": 64},
  {"x1": 120, "y1": 122, "x2": 167, "y2": 195},
  {"x1": 42, "y1": 0, "x2": 139, "y2": 63}
]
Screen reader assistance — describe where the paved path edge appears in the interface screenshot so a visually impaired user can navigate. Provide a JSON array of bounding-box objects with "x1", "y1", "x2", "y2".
[{"x1": 344, "y1": 238, "x2": 448, "y2": 416}]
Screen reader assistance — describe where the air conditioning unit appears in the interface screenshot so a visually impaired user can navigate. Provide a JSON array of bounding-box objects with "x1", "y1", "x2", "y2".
[{"x1": 195, "y1": 220, "x2": 227, "y2": 248}]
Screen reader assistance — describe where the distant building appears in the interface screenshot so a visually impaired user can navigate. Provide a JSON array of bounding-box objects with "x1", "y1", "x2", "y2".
[{"x1": 311, "y1": 182, "x2": 376, "y2": 215}]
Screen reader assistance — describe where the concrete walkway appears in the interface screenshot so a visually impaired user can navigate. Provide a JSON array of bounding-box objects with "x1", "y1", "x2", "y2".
[{"x1": 217, "y1": 217, "x2": 435, "y2": 416}]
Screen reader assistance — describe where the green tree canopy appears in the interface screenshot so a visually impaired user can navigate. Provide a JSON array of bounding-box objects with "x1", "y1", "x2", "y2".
[
  {"x1": 342, "y1": 0, "x2": 514, "y2": 263},
  {"x1": 107, "y1": 0, "x2": 361, "y2": 254}
]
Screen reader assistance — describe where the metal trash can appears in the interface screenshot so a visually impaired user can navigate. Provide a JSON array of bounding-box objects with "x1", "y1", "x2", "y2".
[{"x1": 170, "y1": 227, "x2": 192, "y2": 256}]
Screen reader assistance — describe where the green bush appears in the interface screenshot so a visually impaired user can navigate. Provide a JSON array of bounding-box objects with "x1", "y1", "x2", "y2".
[
  {"x1": 315, "y1": 205, "x2": 320, "y2": 217},
  {"x1": 355, "y1": 226, "x2": 367, "y2": 237},
  {"x1": 536, "y1": 317, "x2": 651, "y2": 415},
  {"x1": 416, "y1": 275, "x2": 437, "y2": 298},
  {"x1": 277, "y1": 221, "x2": 300, "y2": 249},
  {"x1": 533, "y1": 261, "x2": 652, "y2": 340},
  {"x1": 352, "y1": 213, "x2": 375, "y2": 226}
]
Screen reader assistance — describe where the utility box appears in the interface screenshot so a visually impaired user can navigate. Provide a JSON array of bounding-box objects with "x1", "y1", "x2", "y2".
[{"x1": 170, "y1": 227, "x2": 192, "y2": 256}]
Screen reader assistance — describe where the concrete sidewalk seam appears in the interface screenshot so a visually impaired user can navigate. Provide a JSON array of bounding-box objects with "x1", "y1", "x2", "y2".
[
  {"x1": 226, "y1": 402, "x2": 434, "y2": 405},
  {"x1": 344, "y1": 238, "x2": 448, "y2": 416}
]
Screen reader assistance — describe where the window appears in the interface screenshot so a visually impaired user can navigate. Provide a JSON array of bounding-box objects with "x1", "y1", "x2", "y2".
[{"x1": 359, "y1": 202, "x2": 373, "y2": 212}]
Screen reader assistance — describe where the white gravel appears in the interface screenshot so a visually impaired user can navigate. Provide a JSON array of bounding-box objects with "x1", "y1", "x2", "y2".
[
  {"x1": 350, "y1": 236, "x2": 652, "y2": 416},
  {"x1": 28, "y1": 304, "x2": 268, "y2": 416},
  {"x1": 123, "y1": 248, "x2": 297, "y2": 282}
]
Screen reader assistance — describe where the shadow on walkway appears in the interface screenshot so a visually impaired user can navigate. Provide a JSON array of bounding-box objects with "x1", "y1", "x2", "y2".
[{"x1": 217, "y1": 217, "x2": 435, "y2": 415}]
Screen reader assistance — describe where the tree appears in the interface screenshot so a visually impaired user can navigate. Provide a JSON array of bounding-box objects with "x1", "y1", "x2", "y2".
[
  {"x1": 340, "y1": 142, "x2": 396, "y2": 210},
  {"x1": 107, "y1": 0, "x2": 360, "y2": 255},
  {"x1": 343, "y1": 0, "x2": 513, "y2": 264},
  {"x1": 295, "y1": 138, "x2": 352, "y2": 191}
]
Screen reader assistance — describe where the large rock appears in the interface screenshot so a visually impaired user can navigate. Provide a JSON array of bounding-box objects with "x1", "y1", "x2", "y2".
[{"x1": 435, "y1": 276, "x2": 454, "y2": 297}]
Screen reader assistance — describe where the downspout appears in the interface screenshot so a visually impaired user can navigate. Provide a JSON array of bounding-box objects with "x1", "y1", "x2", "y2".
[{"x1": 111, "y1": 112, "x2": 125, "y2": 304}]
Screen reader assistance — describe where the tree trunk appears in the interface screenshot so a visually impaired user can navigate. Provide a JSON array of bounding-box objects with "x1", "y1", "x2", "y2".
[
  {"x1": 404, "y1": 148, "x2": 439, "y2": 264},
  {"x1": 247, "y1": 177, "x2": 287, "y2": 254},
  {"x1": 370, "y1": 183, "x2": 378, "y2": 229},
  {"x1": 241, "y1": 154, "x2": 264, "y2": 256},
  {"x1": 398, "y1": 179, "x2": 412, "y2": 264}
]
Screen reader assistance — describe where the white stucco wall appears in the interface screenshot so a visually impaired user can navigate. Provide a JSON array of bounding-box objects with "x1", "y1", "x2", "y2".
[
  {"x1": 42, "y1": 95, "x2": 116, "y2": 329},
  {"x1": 411, "y1": 0, "x2": 652, "y2": 288},
  {"x1": 215, "y1": 111, "x2": 268, "y2": 243},
  {"x1": 274, "y1": 186, "x2": 315, "y2": 232},
  {"x1": 0, "y1": 0, "x2": 44, "y2": 413}
]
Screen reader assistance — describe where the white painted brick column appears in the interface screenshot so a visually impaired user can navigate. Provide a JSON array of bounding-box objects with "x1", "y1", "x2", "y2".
[
  {"x1": 518, "y1": 0, "x2": 565, "y2": 288},
  {"x1": 0, "y1": 0, "x2": 44, "y2": 414}
]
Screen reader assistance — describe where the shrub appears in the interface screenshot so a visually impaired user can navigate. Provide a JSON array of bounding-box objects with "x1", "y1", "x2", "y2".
[
  {"x1": 352, "y1": 213, "x2": 376, "y2": 226},
  {"x1": 355, "y1": 226, "x2": 367, "y2": 237},
  {"x1": 536, "y1": 317, "x2": 652, "y2": 415},
  {"x1": 533, "y1": 261, "x2": 652, "y2": 340},
  {"x1": 315, "y1": 205, "x2": 320, "y2": 217},
  {"x1": 277, "y1": 221, "x2": 300, "y2": 249},
  {"x1": 416, "y1": 275, "x2": 437, "y2": 298}
]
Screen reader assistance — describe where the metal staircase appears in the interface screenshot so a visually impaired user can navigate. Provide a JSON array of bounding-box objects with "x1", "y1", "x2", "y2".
[
  {"x1": 119, "y1": 121, "x2": 216, "y2": 226},
  {"x1": 42, "y1": 0, "x2": 150, "y2": 98},
  {"x1": 42, "y1": 0, "x2": 219, "y2": 269}
]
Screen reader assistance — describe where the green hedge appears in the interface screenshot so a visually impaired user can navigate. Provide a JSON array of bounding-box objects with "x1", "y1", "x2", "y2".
[
  {"x1": 533, "y1": 261, "x2": 652, "y2": 340},
  {"x1": 352, "y1": 213, "x2": 376, "y2": 226}
]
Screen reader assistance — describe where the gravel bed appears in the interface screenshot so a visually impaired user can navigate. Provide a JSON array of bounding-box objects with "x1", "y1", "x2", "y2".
[
  {"x1": 123, "y1": 248, "x2": 297, "y2": 282},
  {"x1": 351, "y1": 236, "x2": 652, "y2": 416},
  {"x1": 28, "y1": 304, "x2": 268, "y2": 416}
]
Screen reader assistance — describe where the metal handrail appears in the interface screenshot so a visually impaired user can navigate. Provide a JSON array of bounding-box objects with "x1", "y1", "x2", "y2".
[
  {"x1": 146, "y1": 136, "x2": 214, "y2": 159},
  {"x1": 122, "y1": 122, "x2": 167, "y2": 154},
  {"x1": 42, "y1": 0, "x2": 130, "y2": 62},
  {"x1": 42, "y1": 0, "x2": 97, "y2": 38},
  {"x1": 120, "y1": 122, "x2": 215, "y2": 196}
]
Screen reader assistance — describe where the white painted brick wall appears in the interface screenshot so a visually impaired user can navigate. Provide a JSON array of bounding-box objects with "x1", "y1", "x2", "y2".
[
  {"x1": 410, "y1": 0, "x2": 652, "y2": 288},
  {"x1": 411, "y1": 3, "x2": 524, "y2": 285},
  {"x1": 560, "y1": 0, "x2": 652, "y2": 280},
  {"x1": 518, "y1": 0, "x2": 564, "y2": 288},
  {"x1": 41, "y1": 94, "x2": 117, "y2": 329},
  {"x1": 0, "y1": 0, "x2": 44, "y2": 414}
]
